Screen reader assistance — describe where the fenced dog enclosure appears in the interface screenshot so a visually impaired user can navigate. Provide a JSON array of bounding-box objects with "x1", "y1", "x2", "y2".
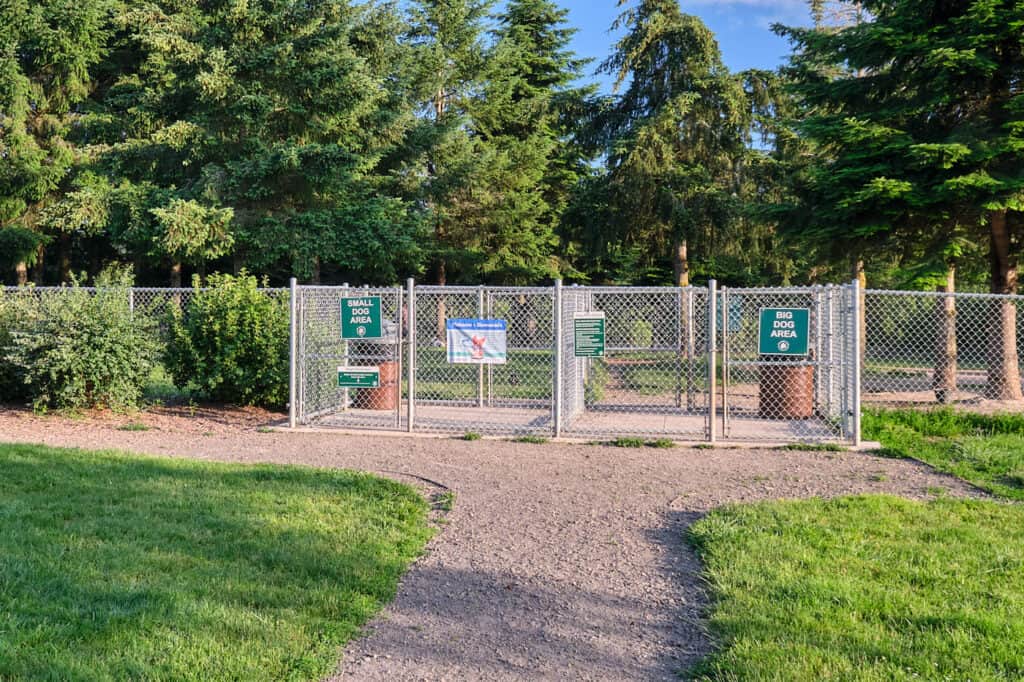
[
  {"x1": 291, "y1": 281, "x2": 863, "y2": 444},
  {"x1": 5, "y1": 281, "x2": 1023, "y2": 445}
]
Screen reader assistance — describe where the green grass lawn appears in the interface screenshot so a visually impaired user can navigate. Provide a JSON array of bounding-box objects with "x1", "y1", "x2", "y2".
[
  {"x1": 864, "y1": 408, "x2": 1024, "y2": 501},
  {"x1": 687, "y1": 495, "x2": 1024, "y2": 681},
  {"x1": 0, "y1": 443, "x2": 433, "y2": 681}
]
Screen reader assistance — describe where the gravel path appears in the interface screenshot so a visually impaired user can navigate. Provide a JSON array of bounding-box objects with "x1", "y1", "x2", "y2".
[{"x1": 0, "y1": 406, "x2": 981, "y2": 681}]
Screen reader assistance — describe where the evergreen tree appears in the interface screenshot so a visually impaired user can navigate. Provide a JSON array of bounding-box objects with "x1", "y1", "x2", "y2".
[
  {"x1": 777, "y1": 0, "x2": 1024, "y2": 399},
  {"x1": 405, "y1": 0, "x2": 494, "y2": 285},
  {"x1": 0, "y1": 0, "x2": 112, "y2": 284},
  {"x1": 85, "y1": 0, "x2": 420, "y2": 285},
  {"x1": 470, "y1": 0, "x2": 593, "y2": 282},
  {"x1": 597, "y1": 0, "x2": 749, "y2": 286}
]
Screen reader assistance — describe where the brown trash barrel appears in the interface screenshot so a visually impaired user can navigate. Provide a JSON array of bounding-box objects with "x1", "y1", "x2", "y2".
[
  {"x1": 358, "y1": 361, "x2": 399, "y2": 410},
  {"x1": 759, "y1": 363, "x2": 814, "y2": 419}
]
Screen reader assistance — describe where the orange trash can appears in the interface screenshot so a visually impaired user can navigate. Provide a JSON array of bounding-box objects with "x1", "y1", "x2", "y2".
[
  {"x1": 759, "y1": 362, "x2": 814, "y2": 419},
  {"x1": 357, "y1": 361, "x2": 399, "y2": 410}
]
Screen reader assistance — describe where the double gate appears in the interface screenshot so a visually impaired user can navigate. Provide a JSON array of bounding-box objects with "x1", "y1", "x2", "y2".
[{"x1": 291, "y1": 281, "x2": 860, "y2": 444}]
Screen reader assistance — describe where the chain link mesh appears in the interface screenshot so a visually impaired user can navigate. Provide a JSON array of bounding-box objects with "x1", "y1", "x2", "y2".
[
  {"x1": 561, "y1": 287, "x2": 710, "y2": 439},
  {"x1": 717, "y1": 286, "x2": 852, "y2": 443},
  {"x1": 296, "y1": 286, "x2": 404, "y2": 430},
  {"x1": 864, "y1": 290, "x2": 1024, "y2": 409},
  {"x1": 9, "y1": 282, "x2": 952, "y2": 444},
  {"x1": 411, "y1": 286, "x2": 554, "y2": 435}
]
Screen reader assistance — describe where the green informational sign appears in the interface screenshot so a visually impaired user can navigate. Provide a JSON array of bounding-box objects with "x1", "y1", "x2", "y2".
[
  {"x1": 758, "y1": 308, "x2": 811, "y2": 356},
  {"x1": 337, "y1": 366, "x2": 380, "y2": 388},
  {"x1": 573, "y1": 312, "x2": 606, "y2": 357},
  {"x1": 341, "y1": 296, "x2": 382, "y2": 339}
]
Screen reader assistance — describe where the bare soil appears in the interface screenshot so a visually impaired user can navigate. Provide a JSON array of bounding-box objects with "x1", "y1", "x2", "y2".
[{"x1": 0, "y1": 405, "x2": 981, "y2": 681}]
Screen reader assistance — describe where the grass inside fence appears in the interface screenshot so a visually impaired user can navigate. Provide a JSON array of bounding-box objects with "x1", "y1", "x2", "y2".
[
  {"x1": 864, "y1": 408, "x2": 1024, "y2": 500},
  {"x1": 0, "y1": 443, "x2": 433, "y2": 681},
  {"x1": 686, "y1": 495, "x2": 1024, "y2": 680}
]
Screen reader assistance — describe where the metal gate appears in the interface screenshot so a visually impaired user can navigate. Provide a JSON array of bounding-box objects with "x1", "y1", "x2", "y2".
[
  {"x1": 289, "y1": 280, "x2": 860, "y2": 444},
  {"x1": 715, "y1": 284, "x2": 857, "y2": 443}
]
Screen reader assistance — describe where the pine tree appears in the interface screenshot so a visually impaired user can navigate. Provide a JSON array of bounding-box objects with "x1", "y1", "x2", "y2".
[
  {"x1": 597, "y1": 0, "x2": 749, "y2": 286},
  {"x1": 0, "y1": 0, "x2": 112, "y2": 284},
  {"x1": 777, "y1": 0, "x2": 1024, "y2": 399},
  {"x1": 85, "y1": 0, "x2": 420, "y2": 285}
]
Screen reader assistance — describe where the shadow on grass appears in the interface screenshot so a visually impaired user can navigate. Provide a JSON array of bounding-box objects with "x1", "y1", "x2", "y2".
[{"x1": 0, "y1": 443, "x2": 432, "y2": 681}]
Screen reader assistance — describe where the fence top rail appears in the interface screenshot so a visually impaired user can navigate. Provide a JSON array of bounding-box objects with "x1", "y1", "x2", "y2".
[
  {"x1": 297, "y1": 285, "x2": 400, "y2": 292},
  {"x1": 413, "y1": 285, "x2": 554, "y2": 294},
  {"x1": 581, "y1": 285, "x2": 708, "y2": 294},
  {"x1": 866, "y1": 288, "x2": 1024, "y2": 301},
  {"x1": 1, "y1": 286, "x2": 286, "y2": 293},
  {"x1": 719, "y1": 285, "x2": 848, "y2": 294}
]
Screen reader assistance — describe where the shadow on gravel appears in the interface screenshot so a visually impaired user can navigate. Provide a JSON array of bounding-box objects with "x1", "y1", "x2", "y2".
[
  {"x1": 645, "y1": 509, "x2": 715, "y2": 679},
  {"x1": 340, "y1": 510, "x2": 716, "y2": 681}
]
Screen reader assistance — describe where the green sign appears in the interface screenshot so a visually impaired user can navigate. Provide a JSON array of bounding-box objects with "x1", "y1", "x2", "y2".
[
  {"x1": 759, "y1": 308, "x2": 810, "y2": 356},
  {"x1": 341, "y1": 296, "x2": 382, "y2": 339},
  {"x1": 573, "y1": 312, "x2": 606, "y2": 357},
  {"x1": 337, "y1": 366, "x2": 380, "y2": 388}
]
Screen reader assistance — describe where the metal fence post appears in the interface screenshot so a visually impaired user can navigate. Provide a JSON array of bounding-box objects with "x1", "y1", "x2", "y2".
[
  {"x1": 708, "y1": 279, "x2": 718, "y2": 443},
  {"x1": 851, "y1": 279, "x2": 863, "y2": 446},
  {"x1": 407, "y1": 277, "x2": 416, "y2": 433},
  {"x1": 288, "y1": 277, "x2": 298, "y2": 428},
  {"x1": 477, "y1": 286, "x2": 485, "y2": 409},
  {"x1": 553, "y1": 279, "x2": 564, "y2": 438},
  {"x1": 341, "y1": 282, "x2": 350, "y2": 411}
]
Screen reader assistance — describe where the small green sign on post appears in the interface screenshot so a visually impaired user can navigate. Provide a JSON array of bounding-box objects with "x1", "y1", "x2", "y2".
[
  {"x1": 758, "y1": 308, "x2": 810, "y2": 356},
  {"x1": 341, "y1": 296, "x2": 382, "y2": 339},
  {"x1": 573, "y1": 312, "x2": 606, "y2": 357},
  {"x1": 337, "y1": 366, "x2": 380, "y2": 388}
]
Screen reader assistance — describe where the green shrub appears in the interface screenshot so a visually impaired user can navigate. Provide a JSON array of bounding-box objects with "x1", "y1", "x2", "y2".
[
  {"x1": 0, "y1": 290, "x2": 39, "y2": 402},
  {"x1": 585, "y1": 359, "x2": 610, "y2": 403},
  {"x1": 629, "y1": 320, "x2": 654, "y2": 348},
  {"x1": 165, "y1": 272, "x2": 288, "y2": 408},
  {"x1": 4, "y1": 268, "x2": 159, "y2": 411}
]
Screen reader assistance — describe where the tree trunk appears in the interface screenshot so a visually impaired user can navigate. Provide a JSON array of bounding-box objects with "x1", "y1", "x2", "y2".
[
  {"x1": 15, "y1": 261, "x2": 28, "y2": 286},
  {"x1": 852, "y1": 257, "x2": 866, "y2": 363},
  {"x1": 32, "y1": 243, "x2": 45, "y2": 284},
  {"x1": 673, "y1": 239, "x2": 689, "y2": 287},
  {"x1": 170, "y1": 261, "x2": 182, "y2": 288},
  {"x1": 986, "y1": 209, "x2": 1023, "y2": 400},
  {"x1": 59, "y1": 231, "x2": 72, "y2": 283},
  {"x1": 933, "y1": 262, "x2": 957, "y2": 404},
  {"x1": 436, "y1": 259, "x2": 447, "y2": 345},
  {"x1": 311, "y1": 257, "x2": 321, "y2": 285}
]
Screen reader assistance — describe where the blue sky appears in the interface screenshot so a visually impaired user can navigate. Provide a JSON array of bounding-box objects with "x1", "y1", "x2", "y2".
[{"x1": 553, "y1": 0, "x2": 813, "y2": 91}]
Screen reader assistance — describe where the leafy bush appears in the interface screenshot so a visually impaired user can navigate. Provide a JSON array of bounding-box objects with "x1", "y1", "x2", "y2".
[
  {"x1": 4, "y1": 268, "x2": 160, "y2": 411},
  {"x1": 585, "y1": 359, "x2": 610, "y2": 403},
  {"x1": 629, "y1": 320, "x2": 654, "y2": 348},
  {"x1": 0, "y1": 290, "x2": 39, "y2": 401},
  {"x1": 165, "y1": 272, "x2": 288, "y2": 408}
]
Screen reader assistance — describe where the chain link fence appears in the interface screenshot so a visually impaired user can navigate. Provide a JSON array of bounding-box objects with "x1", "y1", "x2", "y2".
[
  {"x1": 717, "y1": 285, "x2": 854, "y2": 443},
  {"x1": 287, "y1": 281, "x2": 862, "y2": 443},
  {"x1": 295, "y1": 286, "x2": 405, "y2": 430},
  {"x1": 18, "y1": 281, "x2": 1022, "y2": 442},
  {"x1": 561, "y1": 286, "x2": 711, "y2": 439},
  {"x1": 409, "y1": 286, "x2": 555, "y2": 436},
  {"x1": 864, "y1": 290, "x2": 1024, "y2": 409}
]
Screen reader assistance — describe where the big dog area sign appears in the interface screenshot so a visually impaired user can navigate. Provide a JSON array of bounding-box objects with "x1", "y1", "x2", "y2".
[{"x1": 758, "y1": 308, "x2": 810, "y2": 356}]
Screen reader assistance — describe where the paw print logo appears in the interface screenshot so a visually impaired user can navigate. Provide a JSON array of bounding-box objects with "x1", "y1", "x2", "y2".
[{"x1": 777, "y1": 340, "x2": 790, "y2": 352}]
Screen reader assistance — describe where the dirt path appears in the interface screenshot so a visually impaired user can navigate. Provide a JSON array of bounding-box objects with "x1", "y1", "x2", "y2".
[{"x1": 0, "y1": 406, "x2": 981, "y2": 681}]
